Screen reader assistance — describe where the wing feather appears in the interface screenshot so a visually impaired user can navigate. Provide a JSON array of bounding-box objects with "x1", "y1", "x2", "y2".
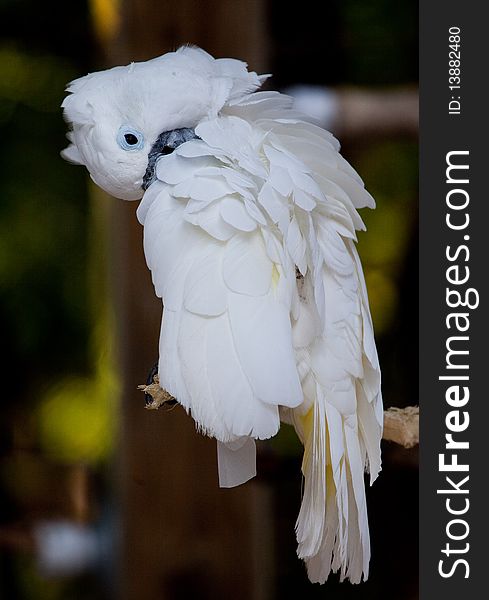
[
  {"x1": 228, "y1": 291, "x2": 303, "y2": 408},
  {"x1": 222, "y1": 232, "x2": 272, "y2": 296}
]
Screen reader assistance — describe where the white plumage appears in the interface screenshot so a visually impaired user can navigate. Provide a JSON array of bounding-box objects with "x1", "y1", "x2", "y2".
[{"x1": 62, "y1": 46, "x2": 383, "y2": 584}]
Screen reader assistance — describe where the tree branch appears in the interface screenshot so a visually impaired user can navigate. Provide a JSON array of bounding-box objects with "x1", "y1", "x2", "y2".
[
  {"x1": 383, "y1": 406, "x2": 419, "y2": 448},
  {"x1": 137, "y1": 375, "x2": 176, "y2": 410},
  {"x1": 139, "y1": 380, "x2": 419, "y2": 448}
]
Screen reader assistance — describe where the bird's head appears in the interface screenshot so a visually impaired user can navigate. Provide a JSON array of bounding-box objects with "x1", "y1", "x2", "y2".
[{"x1": 61, "y1": 46, "x2": 266, "y2": 200}]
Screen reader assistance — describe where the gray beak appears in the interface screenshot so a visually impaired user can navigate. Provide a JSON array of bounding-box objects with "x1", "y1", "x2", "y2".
[{"x1": 142, "y1": 127, "x2": 199, "y2": 190}]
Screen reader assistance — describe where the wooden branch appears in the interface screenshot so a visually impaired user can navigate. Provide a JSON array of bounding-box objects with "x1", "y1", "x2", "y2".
[
  {"x1": 383, "y1": 406, "x2": 419, "y2": 448},
  {"x1": 137, "y1": 374, "x2": 176, "y2": 410},
  {"x1": 139, "y1": 379, "x2": 419, "y2": 449}
]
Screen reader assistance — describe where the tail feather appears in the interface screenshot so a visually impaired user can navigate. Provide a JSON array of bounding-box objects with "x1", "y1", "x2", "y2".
[
  {"x1": 295, "y1": 379, "x2": 376, "y2": 584},
  {"x1": 295, "y1": 398, "x2": 327, "y2": 558}
]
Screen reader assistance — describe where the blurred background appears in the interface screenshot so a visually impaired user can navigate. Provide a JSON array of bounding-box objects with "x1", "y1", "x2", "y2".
[{"x1": 0, "y1": 1, "x2": 418, "y2": 598}]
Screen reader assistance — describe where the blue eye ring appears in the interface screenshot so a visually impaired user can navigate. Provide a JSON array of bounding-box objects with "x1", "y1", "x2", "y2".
[{"x1": 117, "y1": 126, "x2": 145, "y2": 151}]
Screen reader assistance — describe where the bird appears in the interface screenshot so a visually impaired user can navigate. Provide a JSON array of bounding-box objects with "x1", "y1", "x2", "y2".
[{"x1": 61, "y1": 46, "x2": 383, "y2": 584}]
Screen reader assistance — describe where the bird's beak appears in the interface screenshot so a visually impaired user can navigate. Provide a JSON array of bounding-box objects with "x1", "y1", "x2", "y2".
[{"x1": 142, "y1": 127, "x2": 198, "y2": 190}]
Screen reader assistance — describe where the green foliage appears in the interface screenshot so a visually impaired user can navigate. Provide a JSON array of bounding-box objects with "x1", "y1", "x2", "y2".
[
  {"x1": 0, "y1": 49, "x2": 90, "y2": 387},
  {"x1": 342, "y1": 0, "x2": 418, "y2": 85},
  {"x1": 356, "y1": 140, "x2": 418, "y2": 334}
]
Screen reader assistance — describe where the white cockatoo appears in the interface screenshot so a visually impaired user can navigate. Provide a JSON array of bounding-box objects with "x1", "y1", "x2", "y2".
[{"x1": 61, "y1": 46, "x2": 383, "y2": 584}]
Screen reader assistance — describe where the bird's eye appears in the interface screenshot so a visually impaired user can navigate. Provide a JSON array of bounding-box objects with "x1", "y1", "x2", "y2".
[{"x1": 117, "y1": 126, "x2": 145, "y2": 151}]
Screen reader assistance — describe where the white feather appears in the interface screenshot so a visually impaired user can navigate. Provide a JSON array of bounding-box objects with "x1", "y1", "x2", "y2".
[{"x1": 223, "y1": 232, "x2": 272, "y2": 296}]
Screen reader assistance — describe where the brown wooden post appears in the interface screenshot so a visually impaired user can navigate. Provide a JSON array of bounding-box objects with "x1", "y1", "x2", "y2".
[{"x1": 94, "y1": 2, "x2": 271, "y2": 598}]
